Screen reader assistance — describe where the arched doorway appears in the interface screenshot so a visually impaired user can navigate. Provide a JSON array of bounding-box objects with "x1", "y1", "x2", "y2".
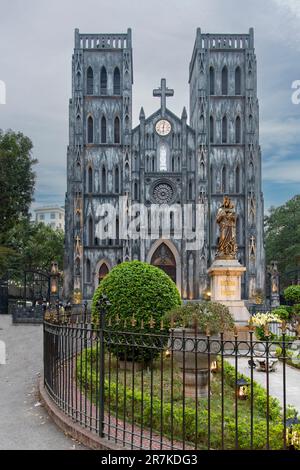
[
  {"x1": 151, "y1": 243, "x2": 176, "y2": 284},
  {"x1": 98, "y1": 263, "x2": 109, "y2": 284}
]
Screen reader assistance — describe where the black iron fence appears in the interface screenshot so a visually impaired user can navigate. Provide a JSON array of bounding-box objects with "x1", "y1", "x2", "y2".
[{"x1": 43, "y1": 314, "x2": 300, "y2": 450}]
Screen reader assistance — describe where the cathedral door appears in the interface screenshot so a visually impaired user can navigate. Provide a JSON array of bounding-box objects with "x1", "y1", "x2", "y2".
[{"x1": 150, "y1": 243, "x2": 176, "y2": 284}]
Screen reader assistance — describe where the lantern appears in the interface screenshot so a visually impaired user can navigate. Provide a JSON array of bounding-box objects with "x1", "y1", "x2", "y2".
[
  {"x1": 286, "y1": 413, "x2": 300, "y2": 450},
  {"x1": 203, "y1": 288, "x2": 212, "y2": 301},
  {"x1": 165, "y1": 349, "x2": 171, "y2": 358},
  {"x1": 236, "y1": 378, "x2": 249, "y2": 400}
]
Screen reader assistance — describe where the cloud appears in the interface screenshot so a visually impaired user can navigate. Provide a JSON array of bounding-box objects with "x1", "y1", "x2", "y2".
[{"x1": 0, "y1": 0, "x2": 299, "y2": 210}]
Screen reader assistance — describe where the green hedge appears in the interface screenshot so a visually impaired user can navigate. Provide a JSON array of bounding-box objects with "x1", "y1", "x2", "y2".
[{"x1": 77, "y1": 350, "x2": 297, "y2": 449}]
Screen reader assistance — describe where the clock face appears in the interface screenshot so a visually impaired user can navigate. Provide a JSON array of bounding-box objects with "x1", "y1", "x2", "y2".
[{"x1": 155, "y1": 119, "x2": 171, "y2": 136}]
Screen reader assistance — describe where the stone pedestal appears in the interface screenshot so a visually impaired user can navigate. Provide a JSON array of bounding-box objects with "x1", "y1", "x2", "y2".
[{"x1": 207, "y1": 259, "x2": 249, "y2": 325}]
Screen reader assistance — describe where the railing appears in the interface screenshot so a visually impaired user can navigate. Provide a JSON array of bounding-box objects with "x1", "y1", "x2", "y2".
[{"x1": 43, "y1": 315, "x2": 300, "y2": 450}]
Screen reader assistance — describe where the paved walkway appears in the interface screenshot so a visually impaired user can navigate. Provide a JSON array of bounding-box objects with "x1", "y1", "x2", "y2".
[
  {"x1": 227, "y1": 357, "x2": 300, "y2": 412},
  {"x1": 0, "y1": 315, "x2": 85, "y2": 450}
]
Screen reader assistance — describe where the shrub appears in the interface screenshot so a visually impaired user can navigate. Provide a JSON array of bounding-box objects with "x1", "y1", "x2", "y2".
[
  {"x1": 92, "y1": 261, "x2": 181, "y2": 362},
  {"x1": 284, "y1": 285, "x2": 300, "y2": 305},
  {"x1": 77, "y1": 350, "x2": 291, "y2": 449},
  {"x1": 293, "y1": 303, "x2": 300, "y2": 315},
  {"x1": 163, "y1": 301, "x2": 234, "y2": 334},
  {"x1": 272, "y1": 307, "x2": 290, "y2": 320}
]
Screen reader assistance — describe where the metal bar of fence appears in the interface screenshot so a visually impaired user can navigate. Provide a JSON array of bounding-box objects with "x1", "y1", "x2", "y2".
[
  {"x1": 266, "y1": 334, "x2": 270, "y2": 449},
  {"x1": 250, "y1": 329, "x2": 254, "y2": 450},
  {"x1": 42, "y1": 316, "x2": 295, "y2": 451},
  {"x1": 182, "y1": 329, "x2": 186, "y2": 450},
  {"x1": 207, "y1": 331, "x2": 211, "y2": 450},
  {"x1": 220, "y1": 331, "x2": 225, "y2": 450}
]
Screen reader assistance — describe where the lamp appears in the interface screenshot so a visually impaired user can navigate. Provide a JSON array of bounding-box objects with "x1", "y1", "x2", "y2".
[
  {"x1": 165, "y1": 349, "x2": 171, "y2": 358},
  {"x1": 236, "y1": 378, "x2": 249, "y2": 400},
  {"x1": 203, "y1": 288, "x2": 212, "y2": 301},
  {"x1": 210, "y1": 360, "x2": 218, "y2": 373},
  {"x1": 286, "y1": 413, "x2": 300, "y2": 450}
]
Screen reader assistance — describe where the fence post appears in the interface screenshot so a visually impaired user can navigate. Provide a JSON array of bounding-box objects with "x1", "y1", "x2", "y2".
[{"x1": 98, "y1": 294, "x2": 110, "y2": 438}]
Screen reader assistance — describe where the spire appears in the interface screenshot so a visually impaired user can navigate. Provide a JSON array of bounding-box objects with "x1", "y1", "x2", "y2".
[
  {"x1": 139, "y1": 106, "x2": 145, "y2": 120},
  {"x1": 181, "y1": 106, "x2": 187, "y2": 120}
]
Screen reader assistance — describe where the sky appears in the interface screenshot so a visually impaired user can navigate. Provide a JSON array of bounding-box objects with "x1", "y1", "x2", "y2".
[{"x1": 0, "y1": 0, "x2": 299, "y2": 213}]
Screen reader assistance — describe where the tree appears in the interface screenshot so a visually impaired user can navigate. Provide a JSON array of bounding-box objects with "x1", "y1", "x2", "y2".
[
  {"x1": 265, "y1": 195, "x2": 300, "y2": 280},
  {"x1": 3, "y1": 219, "x2": 64, "y2": 277},
  {"x1": 0, "y1": 130, "x2": 37, "y2": 243}
]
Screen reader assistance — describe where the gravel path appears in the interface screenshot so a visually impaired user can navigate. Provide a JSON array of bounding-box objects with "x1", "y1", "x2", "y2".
[{"x1": 0, "y1": 315, "x2": 85, "y2": 450}]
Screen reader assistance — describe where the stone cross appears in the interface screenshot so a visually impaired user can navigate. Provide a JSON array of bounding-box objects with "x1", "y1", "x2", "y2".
[{"x1": 153, "y1": 78, "x2": 174, "y2": 115}]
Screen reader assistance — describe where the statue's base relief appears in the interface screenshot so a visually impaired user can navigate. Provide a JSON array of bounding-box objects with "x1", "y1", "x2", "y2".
[{"x1": 207, "y1": 259, "x2": 250, "y2": 326}]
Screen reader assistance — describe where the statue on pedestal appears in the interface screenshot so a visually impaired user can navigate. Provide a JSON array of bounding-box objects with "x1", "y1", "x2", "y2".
[
  {"x1": 268, "y1": 261, "x2": 280, "y2": 308},
  {"x1": 215, "y1": 196, "x2": 238, "y2": 260}
]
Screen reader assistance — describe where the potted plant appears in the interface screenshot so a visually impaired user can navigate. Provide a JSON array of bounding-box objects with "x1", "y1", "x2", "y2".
[
  {"x1": 250, "y1": 312, "x2": 282, "y2": 341},
  {"x1": 164, "y1": 302, "x2": 234, "y2": 397}
]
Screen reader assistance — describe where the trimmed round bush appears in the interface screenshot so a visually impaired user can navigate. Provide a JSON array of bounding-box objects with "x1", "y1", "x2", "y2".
[
  {"x1": 272, "y1": 307, "x2": 290, "y2": 321},
  {"x1": 92, "y1": 260, "x2": 181, "y2": 362},
  {"x1": 284, "y1": 285, "x2": 300, "y2": 305}
]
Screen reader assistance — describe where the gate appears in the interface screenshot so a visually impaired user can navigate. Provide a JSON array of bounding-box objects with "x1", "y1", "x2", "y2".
[{"x1": 0, "y1": 277, "x2": 8, "y2": 314}]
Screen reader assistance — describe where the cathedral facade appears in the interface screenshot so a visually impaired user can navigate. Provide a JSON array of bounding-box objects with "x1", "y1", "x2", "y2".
[{"x1": 64, "y1": 27, "x2": 265, "y2": 302}]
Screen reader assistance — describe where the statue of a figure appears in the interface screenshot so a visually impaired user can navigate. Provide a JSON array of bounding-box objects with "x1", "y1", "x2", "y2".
[
  {"x1": 215, "y1": 196, "x2": 238, "y2": 260},
  {"x1": 269, "y1": 261, "x2": 279, "y2": 294}
]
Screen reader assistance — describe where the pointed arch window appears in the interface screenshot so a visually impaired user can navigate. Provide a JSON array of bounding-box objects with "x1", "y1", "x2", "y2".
[
  {"x1": 210, "y1": 165, "x2": 214, "y2": 193},
  {"x1": 200, "y1": 162, "x2": 205, "y2": 180},
  {"x1": 115, "y1": 217, "x2": 120, "y2": 243},
  {"x1": 88, "y1": 217, "x2": 93, "y2": 246},
  {"x1": 114, "y1": 116, "x2": 120, "y2": 144},
  {"x1": 100, "y1": 66, "x2": 107, "y2": 95},
  {"x1": 222, "y1": 115, "x2": 227, "y2": 143},
  {"x1": 134, "y1": 181, "x2": 139, "y2": 200},
  {"x1": 171, "y1": 155, "x2": 175, "y2": 172},
  {"x1": 221, "y1": 166, "x2": 226, "y2": 193},
  {"x1": 236, "y1": 217, "x2": 240, "y2": 245},
  {"x1": 99, "y1": 263, "x2": 109, "y2": 284},
  {"x1": 170, "y1": 212, "x2": 175, "y2": 236},
  {"x1": 101, "y1": 166, "x2": 107, "y2": 193},
  {"x1": 86, "y1": 258, "x2": 91, "y2": 283},
  {"x1": 235, "y1": 116, "x2": 241, "y2": 143},
  {"x1": 188, "y1": 180, "x2": 193, "y2": 200},
  {"x1": 210, "y1": 116, "x2": 214, "y2": 143},
  {"x1": 159, "y1": 144, "x2": 168, "y2": 171},
  {"x1": 151, "y1": 156, "x2": 155, "y2": 172},
  {"x1": 87, "y1": 116, "x2": 93, "y2": 144},
  {"x1": 87, "y1": 67, "x2": 93, "y2": 95},
  {"x1": 249, "y1": 114, "x2": 253, "y2": 133},
  {"x1": 235, "y1": 66, "x2": 241, "y2": 95},
  {"x1": 235, "y1": 165, "x2": 240, "y2": 193},
  {"x1": 114, "y1": 166, "x2": 119, "y2": 193},
  {"x1": 101, "y1": 116, "x2": 107, "y2": 143},
  {"x1": 222, "y1": 66, "x2": 228, "y2": 95},
  {"x1": 209, "y1": 66, "x2": 215, "y2": 95},
  {"x1": 200, "y1": 115, "x2": 204, "y2": 132},
  {"x1": 113, "y1": 67, "x2": 121, "y2": 95},
  {"x1": 88, "y1": 166, "x2": 93, "y2": 193}
]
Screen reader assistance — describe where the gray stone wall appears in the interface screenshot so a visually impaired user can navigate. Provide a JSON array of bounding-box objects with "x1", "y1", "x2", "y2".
[{"x1": 64, "y1": 28, "x2": 265, "y2": 302}]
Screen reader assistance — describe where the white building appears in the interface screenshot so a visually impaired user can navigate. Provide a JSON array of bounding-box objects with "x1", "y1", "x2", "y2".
[{"x1": 34, "y1": 206, "x2": 65, "y2": 231}]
